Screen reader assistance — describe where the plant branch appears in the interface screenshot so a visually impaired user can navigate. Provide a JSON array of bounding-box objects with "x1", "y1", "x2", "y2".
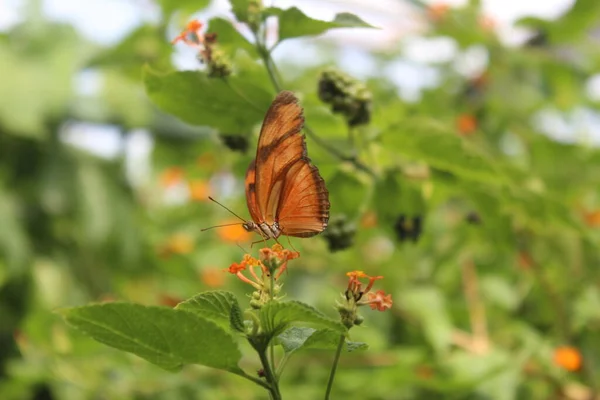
[
  {"x1": 324, "y1": 334, "x2": 345, "y2": 400},
  {"x1": 258, "y1": 347, "x2": 282, "y2": 400},
  {"x1": 233, "y1": 370, "x2": 273, "y2": 391}
]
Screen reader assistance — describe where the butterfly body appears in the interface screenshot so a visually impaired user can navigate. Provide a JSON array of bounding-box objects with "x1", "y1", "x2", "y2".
[{"x1": 243, "y1": 91, "x2": 330, "y2": 239}]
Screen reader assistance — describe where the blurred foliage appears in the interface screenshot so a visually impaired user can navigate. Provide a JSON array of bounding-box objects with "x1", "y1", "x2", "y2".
[{"x1": 1, "y1": 0, "x2": 600, "y2": 399}]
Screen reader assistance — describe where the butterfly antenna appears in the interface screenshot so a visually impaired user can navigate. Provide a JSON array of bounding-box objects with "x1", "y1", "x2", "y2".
[
  {"x1": 200, "y1": 222, "x2": 243, "y2": 232},
  {"x1": 208, "y1": 196, "x2": 247, "y2": 223}
]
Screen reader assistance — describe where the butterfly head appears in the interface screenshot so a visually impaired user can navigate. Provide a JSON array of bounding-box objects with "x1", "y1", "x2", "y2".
[{"x1": 242, "y1": 221, "x2": 256, "y2": 233}]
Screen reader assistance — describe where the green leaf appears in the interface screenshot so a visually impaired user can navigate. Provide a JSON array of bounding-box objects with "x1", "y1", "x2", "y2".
[
  {"x1": 399, "y1": 287, "x2": 453, "y2": 354},
  {"x1": 144, "y1": 68, "x2": 273, "y2": 132},
  {"x1": 88, "y1": 25, "x2": 173, "y2": 79},
  {"x1": 277, "y1": 7, "x2": 375, "y2": 42},
  {"x1": 277, "y1": 327, "x2": 366, "y2": 355},
  {"x1": 374, "y1": 172, "x2": 426, "y2": 221},
  {"x1": 0, "y1": 191, "x2": 31, "y2": 274},
  {"x1": 382, "y1": 118, "x2": 506, "y2": 186},
  {"x1": 176, "y1": 291, "x2": 241, "y2": 331},
  {"x1": 229, "y1": 301, "x2": 246, "y2": 333},
  {"x1": 159, "y1": 0, "x2": 211, "y2": 15},
  {"x1": 327, "y1": 170, "x2": 368, "y2": 218},
  {"x1": 61, "y1": 302, "x2": 242, "y2": 373},
  {"x1": 259, "y1": 301, "x2": 346, "y2": 341},
  {"x1": 206, "y1": 18, "x2": 256, "y2": 58},
  {"x1": 230, "y1": 0, "x2": 251, "y2": 23}
]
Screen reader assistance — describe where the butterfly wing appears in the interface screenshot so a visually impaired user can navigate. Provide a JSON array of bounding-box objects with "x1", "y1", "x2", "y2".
[
  {"x1": 249, "y1": 91, "x2": 329, "y2": 236},
  {"x1": 276, "y1": 158, "x2": 330, "y2": 237},
  {"x1": 244, "y1": 159, "x2": 262, "y2": 224}
]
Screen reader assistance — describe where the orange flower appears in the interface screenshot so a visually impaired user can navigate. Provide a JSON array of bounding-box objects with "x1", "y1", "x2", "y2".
[
  {"x1": 583, "y1": 210, "x2": 600, "y2": 227},
  {"x1": 553, "y1": 346, "x2": 582, "y2": 371},
  {"x1": 217, "y1": 220, "x2": 253, "y2": 243},
  {"x1": 345, "y1": 270, "x2": 385, "y2": 305},
  {"x1": 200, "y1": 267, "x2": 225, "y2": 287},
  {"x1": 365, "y1": 290, "x2": 393, "y2": 311},
  {"x1": 427, "y1": 3, "x2": 450, "y2": 22},
  {"x1": 159, "y1": 167, "x2": 184, "y2": 188},
  {"x1": 188, "y1": 180, "x2": 210, "y2": 202},
  {"x1": 160, "y1": 233, "x2": 194, "y2": 257},
  {"x1": 456, "y1": 114, "x2": 477, "y2": 136},
  {"x1": 171, "y1": 19, "x2": 203, "y2": 45}
]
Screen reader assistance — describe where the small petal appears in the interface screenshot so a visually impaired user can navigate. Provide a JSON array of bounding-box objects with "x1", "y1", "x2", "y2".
[
  {"x1": 366, "y1": 290, "x2": 393, "y2": 311},
  {"x1": 227, "y1": 262, "x2": 246, "y2": 274}
]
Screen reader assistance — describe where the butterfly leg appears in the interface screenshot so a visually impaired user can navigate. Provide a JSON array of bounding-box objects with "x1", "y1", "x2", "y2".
[{"x1": 285, "y1": 235, "x2": 299, "y2": 252}]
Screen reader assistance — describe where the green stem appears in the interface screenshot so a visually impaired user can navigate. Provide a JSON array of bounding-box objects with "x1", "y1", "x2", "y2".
[
  {"x1": 258, "y1": 347, "x2": 282, "y2": 400},
  {"x1": 324, "y1": 334, "x2": 345, "y2": 400},
  {"x1": 269, "y1": 270, "x2": 277, "y2": 376}
]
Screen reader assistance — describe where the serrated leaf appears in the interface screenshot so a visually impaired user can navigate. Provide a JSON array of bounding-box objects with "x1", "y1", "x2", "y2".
[
  {"x1": 277, "y1": 326, "x2": 315, "y2": 353},
  {"x1": 176, "y1": 291, "x2": 241, "y2": 330},
  {"x1": 277, "y1": 7, "x2": 375, "y2": 42},
  {"x1": 144, "y1": 68, "x2": 273, "y2": 132},
  {"x1": 229, "y1": 301, "x2": 246, "y2": 333},
  {"x1": 259, "y1": 301, "x2": 346, "y2": 341},
  {"x1": 61, "y1": 302, "x2": 242, "y2": 373},
  {"x1": 277, "y1": 327, "x2": 366, "y2": 355}
]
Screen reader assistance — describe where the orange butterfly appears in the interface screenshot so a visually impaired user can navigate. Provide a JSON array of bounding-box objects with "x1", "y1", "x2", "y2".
[{"x1": 242, "y1": 91, "x2": 330, "y2": 240}]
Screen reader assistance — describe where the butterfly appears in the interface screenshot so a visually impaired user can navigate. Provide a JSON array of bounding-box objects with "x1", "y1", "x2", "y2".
[{"x1": 241, "y1": 91, "x2": 330, "y2": 240}]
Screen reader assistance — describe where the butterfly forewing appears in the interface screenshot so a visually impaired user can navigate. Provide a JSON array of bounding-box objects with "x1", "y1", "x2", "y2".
[{"x1": 247, "y1": 91, "x2": 330, "y2": 238}]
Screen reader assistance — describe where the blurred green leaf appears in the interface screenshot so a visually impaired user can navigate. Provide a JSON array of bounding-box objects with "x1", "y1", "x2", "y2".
[
  {"x1": 275, "y1": 7, "x2": 375, "y2": 42},
  {"x1": 159, "y1": 0, "x2": 211, "y2": 15},
  {"x1": 327, "y1": 170, "x2": 367, "y2": 218},
  {"x1": 382, "y1": 118, "x2": 507, "y2": 186},
  {"x1": 207, "y1": 18, "x2": 257, "y2": 58},
  {"x1": 400, "y1": 286, "x2": 453, "y2": 354},
  {"x1": 61, "y1": 302, "x2": 242, "y2": 372},
  {"x1": 0, "y1": 192, "x2": 30, "y2": 275},
  {"x1": 144, "y1": 68, "x2": 273, "y2": 132},
  {"x1": 89, "y1": 25, "x2": 173, "y2": 79}
]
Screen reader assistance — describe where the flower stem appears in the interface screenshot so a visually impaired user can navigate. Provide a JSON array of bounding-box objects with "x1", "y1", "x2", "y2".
[
  {"x1": 324, "y1": 334, "x2": 345, "y2": 400},
  {"x1": 258, "y1": 348, "x2": 282, "y2": 400}
]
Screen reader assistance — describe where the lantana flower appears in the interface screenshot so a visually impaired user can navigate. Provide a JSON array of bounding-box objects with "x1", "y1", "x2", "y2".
[
  {"x1": 337, "y1": 270, "x2": 393, "y2": 328},
  {"x1": 171, "y1": 19, "x2": 231, "y2": 77},
  {"x1": 227, "y1": 244, "x2": 300, "y2": 308}
]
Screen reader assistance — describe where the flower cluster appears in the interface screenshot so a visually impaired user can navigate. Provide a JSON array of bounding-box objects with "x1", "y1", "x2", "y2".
[
  {"x1": 337, "y1": 270, "x2": 393, "y2": 329},
  {"x1": 227, "y1": 244, "x2": 299, "y2": 308},
  {"x1": 317, "y1": 67, "x2": 372, "y2": 127},
  {"x1": 171, "y1": 20, "x2": 231, "y2": 77}
]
